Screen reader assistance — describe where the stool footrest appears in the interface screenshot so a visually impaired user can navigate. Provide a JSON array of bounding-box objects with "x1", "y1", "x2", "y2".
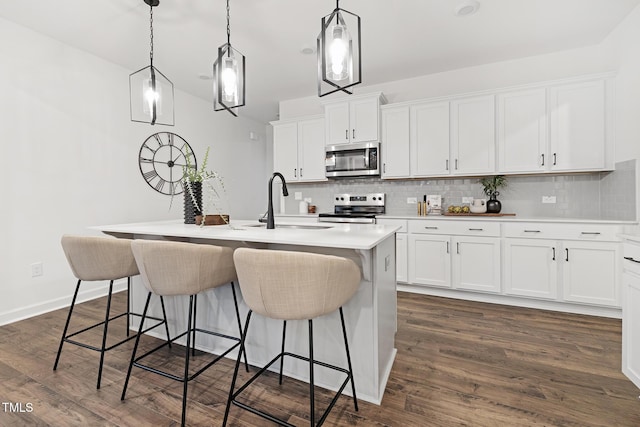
[
  {"x1": 63, "y1": 312, "x2": 166, "y2": 353},
  {"x1": 132, "y1": 327, "x2": 241, "y2": 383},
  {"x1": 230, "y1": 351, "x2": 353, "y2": 427}
]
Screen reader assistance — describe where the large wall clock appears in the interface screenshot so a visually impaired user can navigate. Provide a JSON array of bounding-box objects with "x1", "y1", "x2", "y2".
[{"x1": 138, "y1": 132, "x2": 197, "y2": 195}]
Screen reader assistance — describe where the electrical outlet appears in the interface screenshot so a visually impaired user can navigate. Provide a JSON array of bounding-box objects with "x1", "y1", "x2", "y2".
[
  {"x1": 304, "y1": 197, "x2": 312, "y2": 203},
  {"x1": 294, "y1": 192, "x2": 302, "y2": 200},
  {"x1": 462, "y1": 197, "x2": 473, "y2": 204},
  {"x1": 542, "y1": 196, "x2": 557, "y2": 204},
  {"x1": 31, "y1": 262, "x2": 43, "y2": 277},
  {"x1": 407, "y1": 197, "x2": 417, "y2": 204}
]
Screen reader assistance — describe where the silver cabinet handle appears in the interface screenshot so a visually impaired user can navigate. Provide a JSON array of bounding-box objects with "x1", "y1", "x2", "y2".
[
  {"x1": 524, "y1": 230, "x2": 541, "y2": 233},
  {"x1": 353, "y1": 129, "x2": 355, "y2": 139},
  {"x1": 565, "y1": 248, "x2": 569, "y2": 261},
  {"x1": 446, "y1": 241, "x2": 449, "y2": 254},
  {"x1": 424, "y1": 226, "x2": 438, "y2": 229},
  {"x1": 552, "y1": 247, "x2": 556, "y2": 261},
  {"x1": 456, "y1": 242, "x2": 460, "y2": 254},
  {"x1": 383, "y1": 163, "x2": 386, "y2": 174},
  {"x1": 468, "y1": 228, "x2": 484, "y2": 231},
  {"x1": 541, "y1": 153, "x2": 545, "y2": 166},
  {"x1": 455, "y1": 159, "x2": 459, "y2": 170},
  {"x1": 300, "y1": 168, "x2": 303, "y2": 177},
  {"x1": 294, "y1": 169, "x2": 297, "y2": 178},
  {"x1": 553, "y1": 153, "x2": 557, "y2": 166},
  {"x1": 446, "y1": 159, "x2": 449, "y2": 171},
  {"x1": 345, "y1": 129, "x2": 348, "y2": 140},
  {"x1": 581, "y1": 232, "x2": 601, "y2": 235},
  {"x1": 624, "y1": 256, "x2": 640, "y2": 264}
]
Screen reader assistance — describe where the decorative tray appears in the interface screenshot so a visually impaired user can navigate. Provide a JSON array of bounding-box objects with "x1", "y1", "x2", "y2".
[{"x1": 443, "y1": 213, "x2": 516, "y2": 216}]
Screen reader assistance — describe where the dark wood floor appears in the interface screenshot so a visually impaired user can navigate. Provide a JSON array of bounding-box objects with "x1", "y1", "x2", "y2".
[{"x1": 1, "y1": 291, "x2": 639, "y2": 426}]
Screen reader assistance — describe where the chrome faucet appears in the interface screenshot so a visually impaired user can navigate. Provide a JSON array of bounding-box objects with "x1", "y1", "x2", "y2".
[{"x1": 267, "y1": 172, "x2": 288, "y2": 229}]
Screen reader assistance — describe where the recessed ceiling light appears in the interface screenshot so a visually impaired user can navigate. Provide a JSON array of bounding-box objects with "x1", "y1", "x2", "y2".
[
  {"x1": 454, "y1": 0, "x2": 480, "y2": 17},
  {"x1": 300, "y1": 45, "x2": 315, "y2": 55}
]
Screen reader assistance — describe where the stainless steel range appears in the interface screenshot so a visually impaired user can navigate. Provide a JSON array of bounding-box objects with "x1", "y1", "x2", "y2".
[{"x1": 318, "y1": 193, "x2": 385, "y2": 224}]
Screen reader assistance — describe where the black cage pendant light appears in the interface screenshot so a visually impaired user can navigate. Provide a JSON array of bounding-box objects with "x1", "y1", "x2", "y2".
[
  {"x1": 213, "y1": 0, "x2": 246, "y2": 117},
  {"x1": 317, "y1": 0, "x2": 362, "y2": 97},
  {"x1": 129, "y1": 0, "x2": 175, "y2": 126}
]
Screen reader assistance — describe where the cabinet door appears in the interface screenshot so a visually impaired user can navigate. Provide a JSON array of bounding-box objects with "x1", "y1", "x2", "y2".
[
  {"x1": 325, "y1": 102, "x2": 350, "y2": 145},
  {"x1": 503, "y1": 238, "x2": 558, "y2": 299},
  {"x1": 381, "y1": 106, "x2": 410, "y2": 178},
  {"x1": 408, "y1": 234, "x2": 451, "y2": 288},
  {"x1": 498, "y1": 89, "x2": 546, "y2": 173},
  {"x1": 297, "y1": 118, "x2": 326, "y2": 182},
  {"x1": 549, "y1": 80, "x2": 605, "y2": 171},
  {"x1": 273, "y1": 122, "x2": 299, "y2": 182},
  {"x1": 562, "y1": 241, "x2": 620, "y2": 307},
  {"x1": 623, "y1": 271, "x2": 640, "y2": 389},
  {"x1": 410, "y1": 101, "x2": 450, "y2": 176},
  {"x1": 452, "y1": 236, "x2": 501, "y2": 293},
  {"x1": 396, "y1": 233, "x2": 408, "y2": 283},
  {"x1": 451, "y1": 95, "x2": 496, "y2": 175},
  {"x1": 350, "y1": 97, "x2": 379, "y2": 143}
]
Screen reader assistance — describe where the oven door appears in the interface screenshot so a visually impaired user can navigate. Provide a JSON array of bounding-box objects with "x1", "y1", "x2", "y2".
[{"x1": 325, "y1": 142, "x2": 379, "y2": 177}]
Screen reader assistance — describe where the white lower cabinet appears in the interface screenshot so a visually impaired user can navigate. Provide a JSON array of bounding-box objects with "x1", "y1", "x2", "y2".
[
  {"x1": 503, "y1": 238, "x2": 558, "y2": 299},
  {"x1": 408, "y1": 220, "x2": 500, "y2": 293},
  {"x1": 396, "y1": 233, "x2": 408, "y2": 283},
  {"x1": 622, "y1": 240, "x2": 640, "y2": 389},
  {"x1": 562, "y1": 241, "x2": 619, "y2": 306},
  {"x1": 409, "y1": 234, "x2": 451, "y2": 288}
]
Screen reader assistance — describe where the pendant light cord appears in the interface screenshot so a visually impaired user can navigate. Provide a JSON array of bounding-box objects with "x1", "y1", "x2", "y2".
[
  {"x1": 226, "y1": 0, "x2": 231, "y2": 46},
  {"x1": 149, "y1": 3, "x2": 154, "y2": 66}
]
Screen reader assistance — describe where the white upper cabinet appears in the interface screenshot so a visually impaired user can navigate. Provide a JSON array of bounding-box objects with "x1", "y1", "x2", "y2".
[
  {"x1": 549, "y1": 79, "x2": 606, "y2": 171},
  {"x1": 450, "y1": 95, "x2": 496, "y2": 175},
  {"x1": 381, "y1": 106, "x2": 410, "y2": 178},
  {"x1": 498, "y1": 88, "x2": 547, "y2": 173},
  {"x1": 410, "y1": 101, "x2": 450, "y2": 176},
  {"x1": 272, "y1": 116, "x2": 327, "y2": 183},
  {"x1": 323, "y1": 93, "x2": 384, "y2": 146}
]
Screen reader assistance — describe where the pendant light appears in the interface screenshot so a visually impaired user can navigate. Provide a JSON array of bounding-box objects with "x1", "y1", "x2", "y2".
[
  {"x1": 213, "y1": 0, "x2": 245, "y2": 117},
  {"x1": 129, "y1": 0, "x2": 175, "y2": 126},
  {"x1": 317, "y1": 0, "x2": 361, "y2": 97}
]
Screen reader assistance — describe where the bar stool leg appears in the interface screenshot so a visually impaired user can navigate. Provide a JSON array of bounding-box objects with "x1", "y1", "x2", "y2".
[
  {"x1": 96, "y1": 280, "x2": 115, "y2": 389},
  {"x1": 159, "y1": 296, "x2": 172, "y2": 347},
  {"x1": 121, "y1": 291, "x2": 152, "y2": 401},
  {"x1": 340, "y1": 307, "x2": 358, "y2": 411},
  {"x1": 223, "y1": 310, "x2": 253, "y2": 427},
  {"x1": 309, "y1": 319, "x2": 315, "y2": 427},
  {"x1": 231, "y1": 282, "x2": 249, "y2": 372},
  {"x1": 191, "y1": 294, "x2": 198, "y2": 357},
  {"x1": 182, "y1": 295, "x2": 195, "y2": 427},
  {"x1": 126, "y1": 277, "x2": 131, "y2": 337},
  {"x1": 53, "y1": 279, "x2": 82, "y2": 371},
  {"x1": 279, "y1": 320, "x2": 287, "y2": 385}
]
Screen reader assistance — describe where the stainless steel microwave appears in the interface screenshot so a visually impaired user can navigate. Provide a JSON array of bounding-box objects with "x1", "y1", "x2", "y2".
[{"x1": 325, "y1": 142, "x2": 380, "y2": 178}]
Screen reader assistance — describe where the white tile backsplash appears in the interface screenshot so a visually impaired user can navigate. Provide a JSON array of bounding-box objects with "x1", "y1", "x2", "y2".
[{"x1": 281, "y1": 161, "x2": 636, "y2": 220}]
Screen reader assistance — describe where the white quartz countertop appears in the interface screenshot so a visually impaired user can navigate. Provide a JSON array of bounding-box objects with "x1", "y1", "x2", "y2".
[
  {"x1": 91, "y1": 219, "x2": 400, "y2": 250},
  {"x1": 377, "y1": 214, "x2": 636, "y2": 225}
]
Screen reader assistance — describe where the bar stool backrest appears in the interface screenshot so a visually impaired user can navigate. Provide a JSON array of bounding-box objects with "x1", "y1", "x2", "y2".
[
  {"x1": 61, "y1": 235, "x2": 138, "y2": 281},
  {"x1": 233, "y1": 248, "x2": 361, "y2": 320},
  {"x1": 131, "y1": 240, "x2": 237, "y2": 297}
]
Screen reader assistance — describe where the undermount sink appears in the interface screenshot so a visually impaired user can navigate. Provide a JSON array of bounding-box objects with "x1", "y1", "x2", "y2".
[{"x1": 245, "y1": 223, "x2": 333, "y2": 230}]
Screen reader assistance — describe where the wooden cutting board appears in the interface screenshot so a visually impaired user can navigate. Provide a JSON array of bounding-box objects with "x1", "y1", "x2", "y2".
[{"x1": 443, "y1": 213, "x2": 516, "y2": 216}]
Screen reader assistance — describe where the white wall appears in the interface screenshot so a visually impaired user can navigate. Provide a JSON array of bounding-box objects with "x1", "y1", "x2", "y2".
[{"x1": 0, "y1": 17, "x2": 267, "y2": 325}]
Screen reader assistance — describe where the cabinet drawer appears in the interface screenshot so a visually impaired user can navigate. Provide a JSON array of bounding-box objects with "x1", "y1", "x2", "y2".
[
  {"x1": 623, "y1": 242, "x2": 640, "y2": 276},
  {"x1": 377, "y1": 218, "x2": 408, "y2": 233},
  {"x1": 409, "y1": 220, "x2": 500, "y2": 237},
  {"x1": 503, "y1": 222, "x2": 621, "y2": 241}
]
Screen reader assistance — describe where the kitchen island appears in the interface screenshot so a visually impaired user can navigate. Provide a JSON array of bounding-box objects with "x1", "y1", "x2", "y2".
[{"x1": 92, "y1": 219, "x2": 399, "y2": 404}]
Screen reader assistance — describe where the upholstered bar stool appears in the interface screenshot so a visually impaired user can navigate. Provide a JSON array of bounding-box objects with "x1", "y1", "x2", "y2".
[
  {"x1": 224, "y1": 248, "x2": 361, "y2": 427},
  {"x1": 54, "y1": 235, "x2": 171, "y2": 389},
  {"x1": 122, "y1": 239, "x2": 248, "y2": 427}
]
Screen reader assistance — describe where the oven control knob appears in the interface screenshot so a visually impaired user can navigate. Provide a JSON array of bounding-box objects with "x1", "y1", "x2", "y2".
[
  {"x1": 340, "y1": 197, "x2": 345, "y2": 201},
  {"x1": 372, "y1": 197, "x2": 377, "y2": 200},
  {"x1": 335, "y1": 197, "x2": 339, "y2": 201}
]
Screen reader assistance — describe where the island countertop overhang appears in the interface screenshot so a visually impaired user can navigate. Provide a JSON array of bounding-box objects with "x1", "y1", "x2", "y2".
[{"x1": 91, "y1": 219, "x2": 400, "y2": 250}]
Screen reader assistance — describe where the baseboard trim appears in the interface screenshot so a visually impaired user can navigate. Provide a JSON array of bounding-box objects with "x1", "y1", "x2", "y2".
[{"x1": 0, "y1": 279, "x2": 128, "y2": 326}]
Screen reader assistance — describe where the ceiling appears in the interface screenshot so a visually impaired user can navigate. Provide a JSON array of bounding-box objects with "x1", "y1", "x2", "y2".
[{"x1": 0, "y1": 0, "x2": 638, "y2": 123}]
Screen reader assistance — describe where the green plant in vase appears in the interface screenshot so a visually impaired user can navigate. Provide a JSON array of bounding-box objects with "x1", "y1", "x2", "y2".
[
  {"x1": 479, "y1": 175, "x2": 507, "y2": 214},
  {"x1": 182, "y1": 146, "x2": 229, "y2": 226}
]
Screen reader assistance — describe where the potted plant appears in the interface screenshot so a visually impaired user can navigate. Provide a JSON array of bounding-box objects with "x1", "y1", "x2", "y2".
[
  {"x1": 182, "y1": 146, "x2": 229, "y2": 226},
  {"x1": 479, "y1": 175, "x2": 507, "y2": 213}
]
